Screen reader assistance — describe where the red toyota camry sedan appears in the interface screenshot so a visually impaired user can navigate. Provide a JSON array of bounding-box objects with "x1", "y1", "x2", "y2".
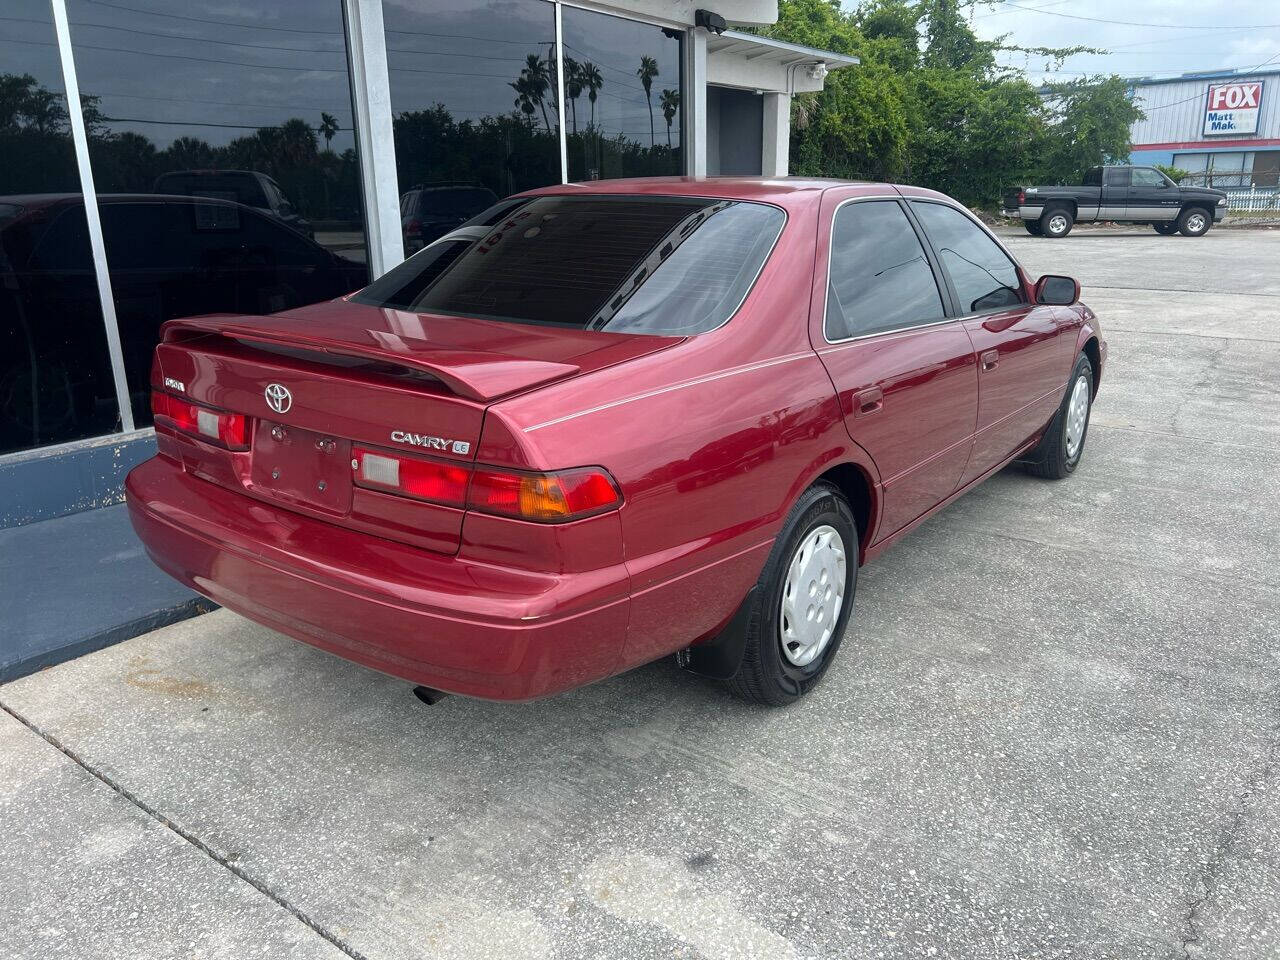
[{"x1": 127, "y1": 178, "x2": 1105, "y2": 706}]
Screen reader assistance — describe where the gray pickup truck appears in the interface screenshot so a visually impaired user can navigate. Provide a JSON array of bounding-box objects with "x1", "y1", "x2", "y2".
[{"x1": 1002, "y1": 165, "x2": 1228, "y2": 238}]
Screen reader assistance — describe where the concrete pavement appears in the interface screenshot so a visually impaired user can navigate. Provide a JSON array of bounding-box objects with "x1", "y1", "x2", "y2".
[{"x1": 3, "y1": 226, "x2": 1279, "y2": 959}]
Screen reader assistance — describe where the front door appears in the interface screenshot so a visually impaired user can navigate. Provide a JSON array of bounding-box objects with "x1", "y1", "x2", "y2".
[
  {"x1": 908, "y1": 199, "x2": 1075, "y2": 485},
  {"x1": 812, "y1": 194, "x2": 978, "y2": 540},
  {"x1": 1124, "y1": 167, "x2": 1181, "y2": 222}
]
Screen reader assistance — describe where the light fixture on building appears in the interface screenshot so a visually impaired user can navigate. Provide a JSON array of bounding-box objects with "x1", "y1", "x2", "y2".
[
  {"x1": 807, "y1": 62, "x2": 829, "y2": 82},
  {"x1": 695, "y1": 8, "x2": 726, "y2": 35}
]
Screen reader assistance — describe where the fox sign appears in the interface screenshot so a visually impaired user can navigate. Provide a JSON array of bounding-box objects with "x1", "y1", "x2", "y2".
[{"x1": 1203, "y1": 81, "x2": 1264, "y2": 136}]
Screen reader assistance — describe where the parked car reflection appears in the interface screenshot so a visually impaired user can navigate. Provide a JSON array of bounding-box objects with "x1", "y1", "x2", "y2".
[
  {"x1": 153, "y1": 169, "x2": 314, "y2": 239},
  {"x1": 399, "y1": 183, "x2": 498, "y2": 253},
  {"x1": 0, "y1": 193, "x2": 368, "y2": 446}
]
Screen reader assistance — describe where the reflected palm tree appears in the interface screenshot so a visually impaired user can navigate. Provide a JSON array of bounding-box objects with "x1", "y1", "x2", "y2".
[
  {"x1": 509, "y1": 54, "x2": 553, "y2": 134},
  {"x1": 637, "y1": 55, "x2": 658, "y2": 148},
  {"x1": 564, "y1": 57, "x2": 582, "y2": 135},
  {"x1": 580, "y1": 62, "x2": 603, "y2": 131},
  {"x1": 319, "y1": 112, "x2": 339, "y2": 152},
  {"x1": 660, "y1": 89, "x2": 680, "y2": 149}
]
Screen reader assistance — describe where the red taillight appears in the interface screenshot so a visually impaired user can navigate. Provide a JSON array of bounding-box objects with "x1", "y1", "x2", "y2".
[
  {"x1": 353, "y1": 446, "x2": 469, "y2": 507},
  {"x1": 151, "y1": 391, "x2": 248, "y2": 449},
  {"x1": 469, "y1": 466, "x2": 621, "y2": 521},
  {"x1": 405, "y1": 218, "x2": 422, "y2": 234},
  {"x1": 351, "y1": 446, "x2": 621, "y2": 521},
  {"x1": 1017, "y1": 189, "x2": 1026, "y2": 205}
]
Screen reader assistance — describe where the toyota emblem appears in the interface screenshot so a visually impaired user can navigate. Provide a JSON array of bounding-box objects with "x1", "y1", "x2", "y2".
[{"x1": 264, "y1": 383, "x2": 292, "y2": 414}]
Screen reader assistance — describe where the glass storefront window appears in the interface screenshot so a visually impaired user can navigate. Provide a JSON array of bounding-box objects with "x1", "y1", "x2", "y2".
[
  {"x1": 562, "y1": 6, "x2": 682, "y2": 182},
  {"x1": 381, "y1": 0, "x2": 561, "y2": 254},
  {"x1": 65, "y1": 0, "x2": 370, "y2": 428},
  {"x1": 0, "y1": 0, "x2": 123, "y2": 455}
]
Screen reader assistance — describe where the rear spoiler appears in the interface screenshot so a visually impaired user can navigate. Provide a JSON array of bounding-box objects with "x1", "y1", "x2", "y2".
[{"x1": 160, "y1": 314, "x2": 580, "y2": 403}]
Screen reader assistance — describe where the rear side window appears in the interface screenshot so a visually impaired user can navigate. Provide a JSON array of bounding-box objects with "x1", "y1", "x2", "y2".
[
  {"x1": 824, "y1": 200, "x2": 945, "y2": 341},
  {"x1": 911, "y1": 202, "x2": 1024, "y2": 314},
  {"x1": 1083, "y1": 167, "x2": 1102, "y2": 187},
  {"x1": 1103, "y1": 167, "x2": 1130, "y2": 188},
  {"x1": 355, "y1": 195, "x2": 784, "y2": 335}
]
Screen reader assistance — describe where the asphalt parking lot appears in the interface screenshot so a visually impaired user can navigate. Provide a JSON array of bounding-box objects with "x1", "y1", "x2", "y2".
[{"x1": 3, "y1": 225, "x2": 1280, "y2": 960}]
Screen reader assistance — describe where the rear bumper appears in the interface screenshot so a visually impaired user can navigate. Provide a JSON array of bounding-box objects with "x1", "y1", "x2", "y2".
[{"x1": 125, "y1": 456, "x2": 630, "y2": 700}]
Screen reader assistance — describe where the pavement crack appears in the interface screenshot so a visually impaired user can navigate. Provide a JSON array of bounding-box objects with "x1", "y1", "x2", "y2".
[
  {"x1": 1176, "y1": 719, "x2": 1280, "y2": 958},
  {"x1": 0, "y1": 699, "x2": 370, "y2": 960}
]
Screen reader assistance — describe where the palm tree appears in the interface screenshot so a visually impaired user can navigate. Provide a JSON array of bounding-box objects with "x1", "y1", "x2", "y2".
[
  {"x1": 580, "y1": 62, "x2": 603, "y2": 130},
  {"x1": 659, "y1": 88, "x2": 680, "y2": 149},
  {"x1": 563, "y1": 57, "x2": 582, "y2": 135},
  {"x1": 509, "y1": 53, "x2": 553, "y2": 134},
  {"x1": 318, "y1": 112, "x2": 339, "y2": 152},
  {"x1": 636, "y1": 55, "x2": 658, "y2": 148}
]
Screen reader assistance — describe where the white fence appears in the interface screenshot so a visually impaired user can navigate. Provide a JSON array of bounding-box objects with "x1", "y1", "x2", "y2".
[{"x1": 1225, "y1": 187, "x2": 1280, "y2": 213}]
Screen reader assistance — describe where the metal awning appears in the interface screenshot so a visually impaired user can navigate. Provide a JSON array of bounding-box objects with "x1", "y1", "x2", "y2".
[{"x1": 707, "y1": 30, "x2": 860, "y2": 69}]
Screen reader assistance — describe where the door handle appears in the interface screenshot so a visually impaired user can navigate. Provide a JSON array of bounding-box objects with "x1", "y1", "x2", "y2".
[
  {"x1": 853, "y1": 386, "x2": 884, "y2": 417},
  {"x1": 980, "y1": 349, "x2": 999, "y2": 371}
]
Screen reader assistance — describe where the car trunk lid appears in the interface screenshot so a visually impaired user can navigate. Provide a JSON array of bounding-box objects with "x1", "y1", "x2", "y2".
[{"x1": 151, "y1": 303, "x2": 679, "y2": 554}]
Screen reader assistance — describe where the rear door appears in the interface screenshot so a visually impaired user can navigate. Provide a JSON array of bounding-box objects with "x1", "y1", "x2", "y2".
[
  {"x1": 909, "y1": 199, "x2": 1074, "y2": 484},
  {"x1": 1100, "y1": 166, "x2": 1129, "y2": 220},
  {"x1": 811, "y1": 191, "x2": 978, "y2": 539},
  {"x1": 1124, "y1": 166, "x2": 1181, "y2": 222}
]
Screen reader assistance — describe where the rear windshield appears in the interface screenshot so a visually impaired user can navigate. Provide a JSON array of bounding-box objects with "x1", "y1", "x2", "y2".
[{"x1": 354, "y1": 195, "x2": 785, "y2": 335}]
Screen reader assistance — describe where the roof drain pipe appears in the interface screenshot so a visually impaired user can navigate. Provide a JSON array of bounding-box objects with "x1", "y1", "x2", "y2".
[{"x1": 412, "y1": 685, "x2": 450, "y2": 706}]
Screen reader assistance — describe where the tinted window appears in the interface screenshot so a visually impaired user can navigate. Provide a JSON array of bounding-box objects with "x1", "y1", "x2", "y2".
[
  {"x1": 67, "y1": 0, "x2": 370, "y2": 428},
  {"x1": 563, "y1": 8, "x2": 683, "y2": 181},
  {"x1": 1083, "y1": 168, "x2": 1102, "y2": 187},
  {"x1": 1104, "y1": 168, "x2": 1130, "y2": 187},
  {"x1": 1132, "y1": 168, "x2": 1167, "y2": 188},
  {"x1": 0, "y1": 0, "x2": 121, "y2": 454},
  {"x1": 824, "y1": 200, "x2": 944, "y2": 341},
  {"x1": 357, "y1": 196, "x2": 783, "y2": 335},
  {"x1": 912, "y1": 202, "x2": 1024, "y2": 314}
]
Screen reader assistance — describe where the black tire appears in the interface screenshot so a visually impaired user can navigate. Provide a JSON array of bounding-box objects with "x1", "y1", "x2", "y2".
[
  {"x1": 1023, "y1": 220, "x2": 1043, "y2": 236},
  {"x1": 1040, "y1": 207, "x2": 1074, "y2": 238},
  {"x1": 1177, "y1": 206, "x2": 1212, "y2": 237},
  {"x1": 1153, "y1": 222, "x2": 1179, "y2": 235},
  {"x1": 725, "y1": 482, "x2": 858, "y2": 706},
  {"x1": 1026, "y1": 353, "x2": 1094, "y2": 480}
]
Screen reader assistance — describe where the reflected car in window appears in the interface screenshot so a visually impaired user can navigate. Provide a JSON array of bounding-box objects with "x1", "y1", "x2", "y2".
[
  {"x1": 399, "y1": 184, "x2": 499, "y2": 253},
  {"x1": 126, "y1": 178, "x2": 1106, "y2": 707},
  {"x1": 1, "y1": 193, "x2": 367, "y2": 441},
  {"x1": 153, "y1": 170, "x2": 314, "y2": 239}
]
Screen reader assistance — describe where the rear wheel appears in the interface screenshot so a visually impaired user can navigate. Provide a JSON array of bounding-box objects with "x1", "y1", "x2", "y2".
[
  {"x1": 1023, "y1": 220, "x2": 1043, "y2": 236},
  {"x1": 1178, "y1": 207, "x2": 1211, "y2": 237},
  {"x1": 1040, "y1": 208, "x2": 1074, "y2": 238},
  {"x1": 726, "y1": 482, "x2": 857, "y2": 706},
  {"x1": 1026, "y1": 353, "x2": 1094, "y2": 480},
  {"x1": 1153, "y1": 222, "x2": 1179, "y2": 235}
]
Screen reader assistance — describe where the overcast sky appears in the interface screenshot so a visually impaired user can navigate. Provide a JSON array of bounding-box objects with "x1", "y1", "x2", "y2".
[{"x1": 964, "y1": 0, "x2": 1280, "y2": 84}]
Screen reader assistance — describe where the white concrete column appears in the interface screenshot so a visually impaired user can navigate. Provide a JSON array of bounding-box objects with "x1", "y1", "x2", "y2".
[
  {"x1": 686, "y1": 29, "x2": 708, "y2": 177},
  {"x1": 761, "y1": 91, "x2": 790, "y2": 177},
  {"x1": 345, "y1": 0, "x2": 403, "y2": 277}
]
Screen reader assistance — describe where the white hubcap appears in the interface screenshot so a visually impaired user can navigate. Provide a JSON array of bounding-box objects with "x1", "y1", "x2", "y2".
[
  {"x1": 1065, "y1": 374, "x2": 1090, "y2": 458},
  {"x1": 780, "y1": 525, "x2": 846, "y2": 667},
  {"x1": 1048, "y1": 215, "x2": 1067, "y2": 235},
  {"x1": 1187, "y1": 213, "x2": 1206, "y2": 233}
]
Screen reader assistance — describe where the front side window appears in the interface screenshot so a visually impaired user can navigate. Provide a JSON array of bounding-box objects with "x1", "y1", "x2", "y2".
[
  {"x1": 911, "y1": 202, "x2": 1024, "y2": 314},
  {"x1": 356, "y1": 195, "x2": 783, "y2": 336},
  {"x1": 824, "y1": 200, "x2": 945, "y2": 341},
  {"x1": 1132, "y1": 168, "x2": 1169, "y2": 188}
]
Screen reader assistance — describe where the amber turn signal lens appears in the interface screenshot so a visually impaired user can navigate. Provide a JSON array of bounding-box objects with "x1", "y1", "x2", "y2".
[{"x1": 469, "y1": 466, "x2": 620, "y2": 522}]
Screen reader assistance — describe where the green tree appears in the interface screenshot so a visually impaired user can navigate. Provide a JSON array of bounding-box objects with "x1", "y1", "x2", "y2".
[{"x1": 1040, "y1": 76, "x2": 1145, "y2": 183}]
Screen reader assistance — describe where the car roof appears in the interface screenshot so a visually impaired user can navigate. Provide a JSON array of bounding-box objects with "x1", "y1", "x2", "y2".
[{"x1": 519, "y1": 176, "x2": 954, "y2": 211}]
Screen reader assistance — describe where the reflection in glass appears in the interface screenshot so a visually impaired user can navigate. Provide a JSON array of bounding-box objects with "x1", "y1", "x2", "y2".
[
  {"x1": 382, "y1": 0, "x2": 561, "y2": 253},
  {"x1": 0, "y1": 0, "x2": 122, "y2": 454},
  {"x1": 65, "y1": 0, "x2": 370, "y2": 427},
  {"x1": 562, "y1": 7, "x2": 682, "y2": 181}
]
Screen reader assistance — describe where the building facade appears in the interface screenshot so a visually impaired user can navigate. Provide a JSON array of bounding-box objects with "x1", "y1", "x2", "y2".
[
  {"x1": 0, "y1": 0, "x2": 854, "y2": 526},
  {"x1": 1127, "y1": 68, "x2": 1280, "y2": 188}
]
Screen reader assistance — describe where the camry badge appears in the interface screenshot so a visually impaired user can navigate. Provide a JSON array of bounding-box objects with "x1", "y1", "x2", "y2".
[
  {"x1": 264, "y1": 383, "x2": 293, "y2": 414},
  {"x1": 390, "y1": 431, "x2": 471, "y2": 455}
]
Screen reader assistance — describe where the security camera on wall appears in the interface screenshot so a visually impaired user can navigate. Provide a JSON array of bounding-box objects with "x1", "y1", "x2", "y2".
[{"x1": 695, "y1": 9, "x2": 727, "y2": 35}]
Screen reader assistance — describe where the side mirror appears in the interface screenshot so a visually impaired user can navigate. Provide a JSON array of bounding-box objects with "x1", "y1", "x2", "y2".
[{"x1": 1035, "y1": 274, "x2": 1079, "y2": 306}]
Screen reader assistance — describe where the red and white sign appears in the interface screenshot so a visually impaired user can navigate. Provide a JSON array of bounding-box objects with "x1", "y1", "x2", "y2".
[{"x1": 1204, "y1": 81, "x2": 1264, "y2": 136}]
